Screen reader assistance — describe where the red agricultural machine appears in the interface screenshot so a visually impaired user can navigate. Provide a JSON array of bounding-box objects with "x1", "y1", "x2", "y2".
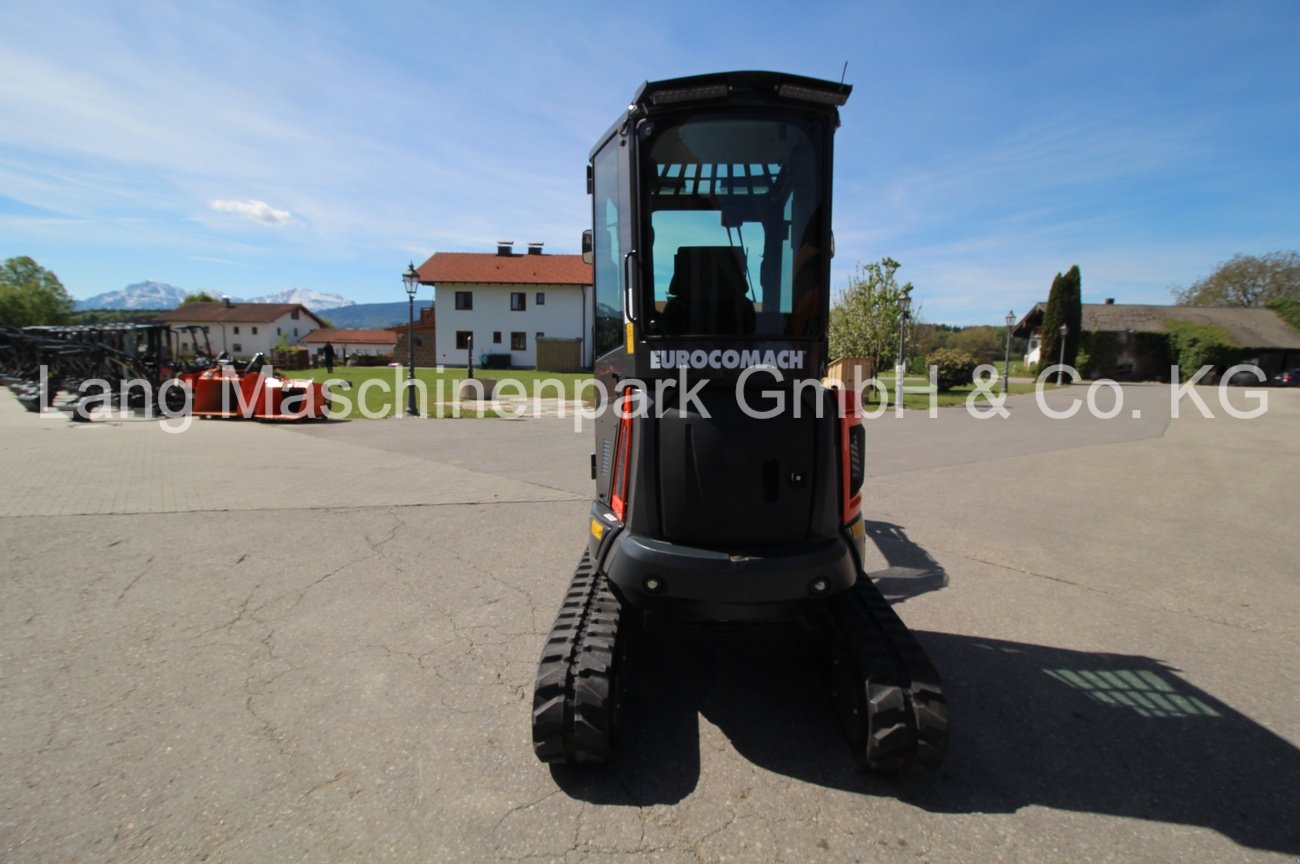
[
  {"x1": 164, "y1": 326, "x2": 330, "y2": 420},
  {"x1": 0, "y1": 323, "x2": 329, "y2": 421}
]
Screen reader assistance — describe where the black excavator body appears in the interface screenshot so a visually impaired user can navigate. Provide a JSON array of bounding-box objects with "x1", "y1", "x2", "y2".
[{"x1": 532, "y1": 71, "x2": 947, "y2": 775}]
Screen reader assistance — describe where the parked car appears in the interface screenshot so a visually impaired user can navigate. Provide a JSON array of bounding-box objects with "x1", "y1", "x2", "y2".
[
  {"x1": 1222, "y1": 364, "x2": 1266, "y2": 386},
  {"x1": 1270, "y1": 367, "x2": 1300, "y2": 387}
]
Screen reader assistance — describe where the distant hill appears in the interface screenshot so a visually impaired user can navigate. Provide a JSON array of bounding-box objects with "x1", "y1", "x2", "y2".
[
  {"x1": 70, "y1": 309, "x2": 172, "y2": 325},
  {"x1": 243, "y1": 288, "x2": 354, "y2": 310},
  {"x1": 76, "y1": 282, "x2": 355, "y2": 312},
  {"x1": 77, "y1": 281, "x2": 186, "y2": 311},
  {"x1": 326, "y1": 300, "x2": 433, "y2": 329}
]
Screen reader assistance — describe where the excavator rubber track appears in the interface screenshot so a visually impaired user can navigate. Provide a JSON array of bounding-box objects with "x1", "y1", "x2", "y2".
[
  {"x1": 823, "y1": 575, "x2": 948, "y2": 775},
  {"x1": 531, "y1": 551, "x2": 624, "y2": 764},
  {"x1": 531, "y1": 553, "x2": 946, "y2": 775}
]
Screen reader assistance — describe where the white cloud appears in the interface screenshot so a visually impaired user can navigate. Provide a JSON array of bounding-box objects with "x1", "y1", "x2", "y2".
[{"x1": 210, "y1": 199, "x2": 292, "y2": 226}]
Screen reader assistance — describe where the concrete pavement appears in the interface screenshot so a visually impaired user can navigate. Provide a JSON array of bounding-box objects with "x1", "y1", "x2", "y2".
[{"x1": 0, "y1": 383, "x2": 1297, "y2": 862}]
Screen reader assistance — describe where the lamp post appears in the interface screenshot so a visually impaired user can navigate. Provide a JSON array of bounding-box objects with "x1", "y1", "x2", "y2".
[
  {"x1": 1058, "y1": 322, "x2": 1069, "y2": 385},
  {"x1": 896, "y1": 289, "x2": 912, "y2": 399},
  {"x1": 1003, "y1": 309, "x2": 1015, "y2": 395},
  {"x1": 402, "y1": 262, "x2": 419, "y2": 416}
]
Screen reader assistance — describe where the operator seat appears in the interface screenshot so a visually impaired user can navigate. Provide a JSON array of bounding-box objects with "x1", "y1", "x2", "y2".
[{"x1": 661, "y1": 246, "x2": 756, "y2": 336}]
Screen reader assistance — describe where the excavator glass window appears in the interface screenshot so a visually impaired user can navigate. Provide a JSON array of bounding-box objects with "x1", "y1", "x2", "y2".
[{"x1": 639, "y1": 114, "x2": 827, "y2": 339}]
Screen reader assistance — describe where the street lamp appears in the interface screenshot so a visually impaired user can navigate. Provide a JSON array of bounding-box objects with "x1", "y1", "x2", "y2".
[
  {"x1": 402, "y1": 262, "x2": 419, "y2": 416},
  {"x1": 1003, "y1": 309, "x2": 1015, "y2": 395},
  {"x1": 1058, "y1": 322, "x2": 1069, "y2": 385},
  {"x1": 896, "y1": 289, "x2": 912, "y2": 398}
]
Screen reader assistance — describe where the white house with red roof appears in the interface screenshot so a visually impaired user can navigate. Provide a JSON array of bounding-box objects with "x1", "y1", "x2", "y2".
[
  {"x1": 299, "y1": 328, "x2": 397, "y2": 360},
  {"x1": 416, "y1": 242, "x2": 593, "y2": 368},
  {"x1": 157, "y1": 299, "x2": 327, "y2": 361}
]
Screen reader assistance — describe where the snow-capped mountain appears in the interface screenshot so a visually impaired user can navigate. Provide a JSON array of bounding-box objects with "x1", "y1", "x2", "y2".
[
  {"x1": 76, "y1": 281, "x2": 187, "y2": 311},
  {"x1": 243, "y1": 288, "x2": 354, "y2": 310},
  {"x1": 76, "y1": 283, "x2": 356, "y2": 312}
]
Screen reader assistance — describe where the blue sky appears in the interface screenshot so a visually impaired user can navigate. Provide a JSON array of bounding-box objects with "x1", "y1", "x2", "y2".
[{"x1": 1, "y1": 0, "x2": 1297, "y2": 324}]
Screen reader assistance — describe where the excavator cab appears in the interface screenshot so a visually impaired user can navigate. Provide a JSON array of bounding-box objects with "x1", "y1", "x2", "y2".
[
  {"x1": 585, "y1": 72, "x2": 837, "y2": 373},
  {"x1": 533, "y1": 72, "x2": 947, "y2": 775}
]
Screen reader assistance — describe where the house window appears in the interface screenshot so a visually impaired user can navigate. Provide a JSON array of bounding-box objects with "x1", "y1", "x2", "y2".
[
  {"x1": 276, "y1": 327, "x2": 282, "y2": 336},
  {"x1": 493, "y1": 331, "x2": 502, "y2": 344},
  {"x1": 536, "y1": 292, "x2": 545, "y2": 305},
  {"x1": 251, "y1": 326, "x2": 258, "y2": 335},
  {"x1": 233, "y1": 326, "x2": 240, "y2": 334},
  {"x1": 455, "y1": 331, "x2": 473, "y2": 349},
  {"x1": 233, "y1": 343, "x2": 242, "y2": 352},
  {"x1": 511, "y1": 292, "x2": 526, "y2": 311},
  {"x1": 511, "y1": 331, "x2": 526, "y2": 351},
  {"x1": 291, "y1": 309, "x2": 300, "y2": 320},
  {"x1": 455, "y1": 291, "x2": 473, "y2": 310},
  {"x1": 293, "y1": 328, "x2": 298, "y2": 336}
]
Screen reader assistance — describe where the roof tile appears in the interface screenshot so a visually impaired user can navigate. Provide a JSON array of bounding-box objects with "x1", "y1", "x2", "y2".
[
  {"x1": 157, "y1": 302, "x2": 326, "y2": 327},
  {"x1": 300, "y1": 328, "x2": 397, "y2": 345},
  {"x1": 417, "y1": 252, "x2": 591, "y2": 286}
]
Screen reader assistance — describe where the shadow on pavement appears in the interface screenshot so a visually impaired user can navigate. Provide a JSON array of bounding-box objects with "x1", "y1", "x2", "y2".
[
  {"x1": 556, "y1": 623, "x2": 1300, "y2": 853},
  {"x1": 910, "y1": 632, "x2": 1300, "y2": 854},
  {"x1": 864, "y1": 520, "x2": 948, "y2": 603},
  {"x1": 552, "y1": 524, "x2": 1299, "y2": 855}
]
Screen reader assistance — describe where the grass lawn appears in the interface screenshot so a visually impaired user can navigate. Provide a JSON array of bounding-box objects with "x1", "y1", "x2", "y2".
[{"x1": 868, "y1": 375, "x2": 1058, "y2": 412}]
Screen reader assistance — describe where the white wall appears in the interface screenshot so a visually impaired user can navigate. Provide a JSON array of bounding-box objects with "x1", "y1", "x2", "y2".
[
  {"x1": 1024, "y1": 334, "x2": 1042, "y2": 367},
  {"x1": 307, "y1": 341, "x2": 393, "y2": 357},
  {"x1": 434, "y1": 282, "x2": 589, "y2": 368},
  {"x1": 169, "y1": 310, "x2": 317, "y2": 361}
]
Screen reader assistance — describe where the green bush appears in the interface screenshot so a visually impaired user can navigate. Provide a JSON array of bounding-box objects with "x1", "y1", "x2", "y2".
[
  {"x1": 1266, "y1": 297, "x2": 1300, "y2": 330},
  {"x1": 1164, "y1": 320, "x2": 1238, "y2": 374},
  {"x1": 925, "y1": 347, "x2": 978, "y2": 391}
]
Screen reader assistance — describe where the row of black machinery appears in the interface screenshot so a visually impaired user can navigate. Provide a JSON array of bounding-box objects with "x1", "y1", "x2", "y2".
[{"x1": 0, "y1": 323, "x2": 329, "y2": 420}]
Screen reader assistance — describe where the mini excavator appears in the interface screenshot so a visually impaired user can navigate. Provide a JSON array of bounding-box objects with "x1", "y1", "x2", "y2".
[{"x1": 532, "y1": 71, "x2": 947, "y2": 775}]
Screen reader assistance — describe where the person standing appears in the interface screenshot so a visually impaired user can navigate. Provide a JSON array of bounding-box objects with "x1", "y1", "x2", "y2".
[{"x1": 323, "y1": 341, "x2": 336, "y2": 373}]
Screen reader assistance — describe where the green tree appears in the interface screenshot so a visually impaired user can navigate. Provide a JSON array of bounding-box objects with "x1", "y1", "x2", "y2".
[
  {"x1": 182, "y1": 291, "x2": 217, "y2": 304},
  {"x1": 909, "y1": 322, "x2": 947, "y2": 361},
  {"x1": 0, "y1": 256, "x2": 74, "y2": 326},
  {"x1": 948, "y1": 326, "x2": 1004, "y2": 364},
  {"x1": 1039, "y1": 265, "x2": 1082, "y2": 376},
  {"x1": 1174, "y1": 251, "x2": 1300, "y2": 307},
  {"x1": 829, "y1": 257, "x2": 917, "y2": 374},
  {"x1": 71, "y1": 309, "x2": 167, "y2": 325}
]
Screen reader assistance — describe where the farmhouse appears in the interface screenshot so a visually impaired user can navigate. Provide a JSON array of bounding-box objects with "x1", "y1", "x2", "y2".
[
  {"x1": 299, "y1": 328, "x2": 397, "y2": 361},
  {"x1": 1014, "y1": 300, "x2": 1300, "y2": 379},
  {"x1": 157, "y1": 300, "x2": 327, "y2": 362},
  {"x1": 415, "y1": 242, "x2": 592, "y2": 369}
]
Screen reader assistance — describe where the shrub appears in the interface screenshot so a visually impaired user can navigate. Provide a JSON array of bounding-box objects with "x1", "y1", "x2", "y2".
[
  {"x1": 926, "y1": 347, "x2": 977, "y2": 391},
  {"x1": 1267, "y1": 297, "x2": 1300, "y2": 330},
  {"x1": 1165, "y1": 320, "x2": 1238, "y2": 374}
]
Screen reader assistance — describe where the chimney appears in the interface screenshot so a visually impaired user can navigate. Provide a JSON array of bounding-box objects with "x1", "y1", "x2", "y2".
[
  {"x1": 497, "y1": 241, "x2": 514, "y2": 256},
  {"x1": 1104, "y1": 298, "x2": 1115, "y2": 305},
  {"x1": 527, "y1": 242, "x2": 544, "y2": 255},
  {"x1": 222, "y1": 294, "x2": 233, "y2": 308}
]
